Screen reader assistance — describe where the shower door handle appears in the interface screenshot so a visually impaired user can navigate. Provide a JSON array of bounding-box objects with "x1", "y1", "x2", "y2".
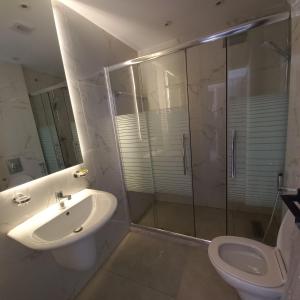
[
  {"x1": 231, "y1": 130, "x2": 236, "y2": 178},
  {"x1": 182, "y1": 134, "x2": 187, "y2": 175}
]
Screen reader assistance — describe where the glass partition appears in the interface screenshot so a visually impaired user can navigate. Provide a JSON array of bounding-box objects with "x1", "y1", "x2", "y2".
[
  {"x1": 110, "y1": 51, "x2": 195, "y2": 236},
  {"x1": 107, "y1": 18, "x2": 290, "y2": 244},
  {"x1": 186, "y1": 40, "x2": 227, "y2": 240},
  {"x1": 227, "y1": 20, "x2": 289, "y2": 245}
]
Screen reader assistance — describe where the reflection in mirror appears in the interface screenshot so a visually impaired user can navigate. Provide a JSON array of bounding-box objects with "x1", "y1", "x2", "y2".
[{"x1": 0, "y1": 1, "x2": 82, "y2": 192}]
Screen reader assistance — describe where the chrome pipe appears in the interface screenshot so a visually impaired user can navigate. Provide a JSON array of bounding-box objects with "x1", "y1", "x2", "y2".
[
  {"x1": 231, "y1": 129, "x2": 236, "y2": 178},
  {"x1": 182, "y1": 133, "x2": 187, "y2": 175},
  {"x1": 106, "y1": 12, "x2": 289, "y2": 72}
]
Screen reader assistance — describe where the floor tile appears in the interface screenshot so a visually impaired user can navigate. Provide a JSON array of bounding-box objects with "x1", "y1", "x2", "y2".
[
  {"x1": 228, "y1": 210, "x2": 279, "y2": 246},
  {"x1": 139, "y1": 202, "x2": 195, "y2": 236},
  {"x1": 103, "y1": 232, "x2": 188, "y2": 297},
  {"x1": 76, "y1": 270, "x2": 174, "y2": 300},
  {"x1": 195, "y1": 206, "x2": 226, "y2": 240},
  {"x1": 139, "y1": 201, "x2": 279, "y2": 245},
  {"x1": 176, "y1": 246, "x2": 240, "y2": 300},
  {"x1": 76, "y1": 232, "x2": 240, "y2": 300},
  {"x1": 156, "y1": 202, "x2": 195, "y2": 236}
]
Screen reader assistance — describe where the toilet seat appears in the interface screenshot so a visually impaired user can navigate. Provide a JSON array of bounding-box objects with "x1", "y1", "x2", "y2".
[{"x1": 208, "y1": 236, "x2": 287, "y2": 288}]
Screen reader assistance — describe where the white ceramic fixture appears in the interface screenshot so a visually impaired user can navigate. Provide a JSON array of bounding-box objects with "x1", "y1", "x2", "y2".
[
  {"x1": 208, "y1": 211, "x2": 295, "y2": 300},
  {"x1": 8, "y1": 189, "x2": 117, "y2": 271}
]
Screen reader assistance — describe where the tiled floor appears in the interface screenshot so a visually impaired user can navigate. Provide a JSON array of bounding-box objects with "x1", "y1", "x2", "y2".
[
  {"x1": 137, "y1": 201, "x2": 280, "y2": 245},
  {"x1": 76, "y1": 231, "x2": 240, "y2": 300}
]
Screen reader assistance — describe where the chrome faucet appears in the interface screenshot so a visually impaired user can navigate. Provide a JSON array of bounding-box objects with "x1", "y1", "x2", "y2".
[{"x1": 55, "y1": 191, "x2": 72, "y2": 209}]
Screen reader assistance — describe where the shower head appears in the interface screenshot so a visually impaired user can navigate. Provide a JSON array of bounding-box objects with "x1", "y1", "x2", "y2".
[{"x1": 261, "y1": 41, "x2": 290, "y2": 61}]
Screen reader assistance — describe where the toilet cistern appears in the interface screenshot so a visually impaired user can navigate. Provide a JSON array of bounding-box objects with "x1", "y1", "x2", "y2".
[{"x1": 55, "y1": 191, "x2": 72, "y2": 209}]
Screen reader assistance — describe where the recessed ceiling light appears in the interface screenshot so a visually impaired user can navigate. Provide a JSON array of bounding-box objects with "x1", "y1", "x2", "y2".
[
  {"x1": 215, "y1": 0, "x2": 225, "y2": 6},
  {"x1": 11, "y1": 22, "x2": 34, "y2": 34},
  {"x1": 19, "y1": 3, "x2": 30, "y2": 9},
  {"x1": 164, "y1": 20, "x2": 172, "y2": 27}
]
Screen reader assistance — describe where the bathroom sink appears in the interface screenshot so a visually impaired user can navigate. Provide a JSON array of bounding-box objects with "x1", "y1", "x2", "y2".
[{"x1": 8, "y1": 189, "x2": 117, "y2": 251}]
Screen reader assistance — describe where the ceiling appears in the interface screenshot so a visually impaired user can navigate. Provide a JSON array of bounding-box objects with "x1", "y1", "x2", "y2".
[
  {"x1": 59, "y1": 0, "x2": 288, "y2": 53},
  {"x1": 0, "y1": 0, "x2": 288, "y2": 75}
]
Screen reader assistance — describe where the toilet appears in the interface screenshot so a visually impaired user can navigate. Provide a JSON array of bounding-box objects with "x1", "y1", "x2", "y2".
[{"x1": 208, "y1": 211, "x2": 295, "y2": 300}]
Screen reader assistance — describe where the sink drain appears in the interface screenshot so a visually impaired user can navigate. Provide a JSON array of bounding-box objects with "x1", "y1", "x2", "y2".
[{"x1": 73, "y1": 226, "x2": 83, "y2": 233}]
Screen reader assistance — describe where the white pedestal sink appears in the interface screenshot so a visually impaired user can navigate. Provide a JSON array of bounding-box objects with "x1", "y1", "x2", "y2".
[{"x1": 8, "y1": 189, "x2": 117, "y2": 271}]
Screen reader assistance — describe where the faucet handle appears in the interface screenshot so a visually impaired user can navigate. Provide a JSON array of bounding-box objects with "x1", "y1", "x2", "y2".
[
  {"x1": 55, "y1": 191, "x2": 72, "y2": 200},
  {"x1": 55, "y1": 191, "x2": 63, "y2": 199}
]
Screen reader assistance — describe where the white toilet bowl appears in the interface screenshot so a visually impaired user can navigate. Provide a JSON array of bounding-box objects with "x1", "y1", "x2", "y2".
[{"x1": 208, "y1": 211, "x2": 295, "y2": 300}]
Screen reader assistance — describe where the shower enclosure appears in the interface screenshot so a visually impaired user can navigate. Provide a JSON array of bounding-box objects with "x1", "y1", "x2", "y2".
[{"x1": 105, "y1": 13, "x2": 290, "y2": 245}]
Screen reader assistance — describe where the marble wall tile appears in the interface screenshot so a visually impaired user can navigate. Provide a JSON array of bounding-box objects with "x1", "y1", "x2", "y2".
[
  {"x1": 0, "y1": 1, "x2": 136, "y2": 300},
  {"x1": 53, "y1": 0, "x2": 137, "y2": 224}
]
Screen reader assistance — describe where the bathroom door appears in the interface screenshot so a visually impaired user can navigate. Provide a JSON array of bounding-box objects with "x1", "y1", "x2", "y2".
[{"x1": 226, "y1": 20, "x2": 290, "y2": 245}]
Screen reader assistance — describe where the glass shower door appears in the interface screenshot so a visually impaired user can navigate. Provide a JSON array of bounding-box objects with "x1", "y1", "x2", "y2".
[
  {"x1": 227, "y1": 20, "x2": 290, "y2": 245},
  {"x1": 186, "y1": 40, "x2": 227, "y2": 240},
  {"x1": 110, "y1": 65, "x2": 156, "y2": 228},
  {"x1": 110, "y1": 51, "x2": 195, "y2": 236},
  {"x1": 139, "y1": 51, "x2": 194, "y2": 236}
]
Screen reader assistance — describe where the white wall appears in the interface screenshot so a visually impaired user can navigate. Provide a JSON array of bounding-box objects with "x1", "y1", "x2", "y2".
[{"x1": 0, "y1": 1, "x2": 136, "y2": 299}]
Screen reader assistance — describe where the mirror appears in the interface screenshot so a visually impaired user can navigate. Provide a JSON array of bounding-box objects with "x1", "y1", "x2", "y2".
[{"x1": 0, "y1": 1, "x2": 83, "y2": 191}]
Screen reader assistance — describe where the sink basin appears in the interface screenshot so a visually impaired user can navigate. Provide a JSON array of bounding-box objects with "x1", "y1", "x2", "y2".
[
  {"x1": 34, "y1": 195, "x2": 94, "y2": 243},
  {"x1": 8, "y1": 189, "x2": 117, "y2": 270}
]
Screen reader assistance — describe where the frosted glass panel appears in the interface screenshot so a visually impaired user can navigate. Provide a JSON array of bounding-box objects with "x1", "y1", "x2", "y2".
[
  {"x1": 116, "y1": 108, "x2": 192, "y2": 196},
  {"x1": 116, "y1": 112, "x2": 154, "y2": 194},
  {"x1": 227, "y1": 20, "x2": 289, "y2": 245},
  {"x1": 110, "y1": 51, "x2": 195, "y2": 236}
]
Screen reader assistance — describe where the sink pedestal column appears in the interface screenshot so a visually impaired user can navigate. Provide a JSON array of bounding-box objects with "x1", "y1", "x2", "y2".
[{"x1": 51, "y1": 235, "x2": 96, "y2": 271}]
